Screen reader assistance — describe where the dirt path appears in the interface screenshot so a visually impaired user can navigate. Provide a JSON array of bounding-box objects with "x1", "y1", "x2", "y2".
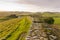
[
  {"x1": 26, "y1": 22, "x2": 59, "y2": 40},
  {"x1": 26, "y1": 23, "x2": 48, "y2": 40}
]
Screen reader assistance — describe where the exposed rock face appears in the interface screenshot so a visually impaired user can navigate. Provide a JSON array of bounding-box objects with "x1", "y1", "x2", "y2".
[
  {"x1": 26, "y1": 23, "x2": 48, "y2": 40},
  {"x1": 26, "y1": 23, "x2": 58, "y2": 40}
]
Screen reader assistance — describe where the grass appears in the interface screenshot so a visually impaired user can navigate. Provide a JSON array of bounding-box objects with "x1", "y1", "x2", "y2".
[
  {"x1": 54, "y1": 18, "x2": 60, "y2": 25},
  {"x1": 6, "y1": 17, "x2": 32, "y2": 40},
  {"x1": 42, "y1": 13, "x2": 60, "y2": 25},
  {"x1": 0, "y1": 16, "x2": 32, "y2": 40}
]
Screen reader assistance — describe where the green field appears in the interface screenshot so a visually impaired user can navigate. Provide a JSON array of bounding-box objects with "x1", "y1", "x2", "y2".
[
  {"x1": 42, "y1": 13, "x2": 60, "y2": 24},
  {"x1": 54, "y1": 18, "x2": 60, "y2": 24},
  {"x1": 0, "y1": 12, "x2": 60, "y2": 40},
  {"x1": 0, "y1": 17, "x2": 32, "y2": 40}
]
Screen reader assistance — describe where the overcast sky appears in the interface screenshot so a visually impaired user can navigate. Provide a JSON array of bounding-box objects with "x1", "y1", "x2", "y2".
[{"x1": 0, "y1": 0, "x2": 60, "y2": 12}]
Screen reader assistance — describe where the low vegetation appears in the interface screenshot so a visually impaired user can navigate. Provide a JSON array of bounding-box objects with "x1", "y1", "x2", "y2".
[
  {"x1": 0, "y1": 16, "x2": 32, "y2": 40},
  {"x1": 0, "y1": 12, "x2": 60, "y2": 40}
]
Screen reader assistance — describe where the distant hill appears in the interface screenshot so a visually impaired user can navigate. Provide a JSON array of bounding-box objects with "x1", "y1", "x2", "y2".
[
  {"x1": 0, "y1": 11, "x2": 34, "y2": 18},
  {"x1": 0, "y1": 11, "x2": 60, "y2": 18}
]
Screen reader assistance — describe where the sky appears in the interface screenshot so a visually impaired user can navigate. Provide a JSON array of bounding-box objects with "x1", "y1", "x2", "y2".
[{"x1": 0, "y1": 0, "x2": 60, "y2": 12}]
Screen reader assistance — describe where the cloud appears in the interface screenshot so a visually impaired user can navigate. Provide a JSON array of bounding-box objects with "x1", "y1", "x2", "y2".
[
  {"x1": 0, "y1": 1, "x2": 43, "y2": 12},
  {"x1": 0, "y1": 0, "x2": 60, "y2": 12},
  {"x1": 17, "y1": 0, "x2": 60, "y2": 12},
  {"x1": 18, "y1": 0, "x2": 60, "y2": 8}
]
